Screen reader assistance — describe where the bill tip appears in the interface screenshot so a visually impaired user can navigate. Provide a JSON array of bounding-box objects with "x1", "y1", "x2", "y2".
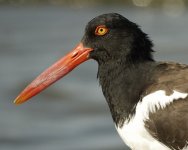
[{"x1": 13, "y1": 97, "x2": 23, "y2": 105}]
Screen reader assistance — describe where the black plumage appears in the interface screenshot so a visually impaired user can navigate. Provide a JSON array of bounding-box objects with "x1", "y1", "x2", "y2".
[
  {"x1": 14, "y1": 13, "x2": 188, "y2": 150},
  {"x1": 81, "y1": 13, "x2": 188, "y2": 150}
]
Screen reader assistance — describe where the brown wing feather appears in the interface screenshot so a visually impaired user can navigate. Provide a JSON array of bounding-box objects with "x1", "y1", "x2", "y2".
[
  {"x1": 144, "y1": 62, "x2": 188, "y2": 150},
  {"x1": 145, "y1": 99, "x2": 188, "y2": 150}
]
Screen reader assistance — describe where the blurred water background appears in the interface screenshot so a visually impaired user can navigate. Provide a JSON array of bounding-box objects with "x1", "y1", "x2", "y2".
[{"x1": 0, "y1": 0, "x2": 188, "y2": 150}]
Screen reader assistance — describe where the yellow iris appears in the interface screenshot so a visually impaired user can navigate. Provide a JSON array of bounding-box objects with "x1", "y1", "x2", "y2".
[{"x1": 95, "y1": 25, "x2": 109, "y2": 36}]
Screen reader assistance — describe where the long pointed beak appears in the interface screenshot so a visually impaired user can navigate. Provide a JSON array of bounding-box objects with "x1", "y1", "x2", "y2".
[{"x1": 14, "y1": 43, "x2": 93, "y2": 104}]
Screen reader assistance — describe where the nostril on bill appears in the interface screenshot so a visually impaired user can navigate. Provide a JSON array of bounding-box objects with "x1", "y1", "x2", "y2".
[{"x1": 72, "y1": 51, "x2": 78, "y2": 58}]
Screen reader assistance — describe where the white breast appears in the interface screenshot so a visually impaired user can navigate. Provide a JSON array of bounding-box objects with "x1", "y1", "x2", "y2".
[{"x1": 116, "y1": 90, "x2": 188, "y2": 150}]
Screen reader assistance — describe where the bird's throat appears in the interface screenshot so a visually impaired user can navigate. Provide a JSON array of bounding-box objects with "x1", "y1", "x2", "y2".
[{"x1": 98, "y1": 60, "x2": 155, "y2": 127}]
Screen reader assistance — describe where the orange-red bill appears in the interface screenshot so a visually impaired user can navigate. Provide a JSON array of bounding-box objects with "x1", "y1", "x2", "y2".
[{"x1": 14, "y1": 43, "x2": 93, "y2": 105}]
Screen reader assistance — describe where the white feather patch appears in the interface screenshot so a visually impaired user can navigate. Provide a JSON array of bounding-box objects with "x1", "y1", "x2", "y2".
[
  {"x1": 141, "y1": 90, "x2": 188, "y2": 120},
  {"x1": 116, "y1": 90, "x2": 188, "y2": 150}
]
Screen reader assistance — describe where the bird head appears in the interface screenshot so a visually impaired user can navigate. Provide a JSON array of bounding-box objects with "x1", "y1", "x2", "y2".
[
  {"x1": 83, "y1": 13, "x2": 153, "y2": 64},
  {"x1": 14, "y1": 13, "x2": 153, "y2": 104}
]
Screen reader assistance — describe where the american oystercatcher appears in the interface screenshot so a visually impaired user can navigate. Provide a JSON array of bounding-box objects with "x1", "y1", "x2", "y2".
[{"x1": 14, "y1": 13, "x2": 188, "y2": 150}]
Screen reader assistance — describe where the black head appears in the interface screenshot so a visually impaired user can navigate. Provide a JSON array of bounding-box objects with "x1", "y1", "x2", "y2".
[
  {"x1": 14, "y1": 13, "x2": 154, "y2": 116},
  {"x1": 14, "y1": 13, "x2": 154, "y2": 127},
  {"x1": 82, "y1": 13, "x2": 154, "y2": 65}
]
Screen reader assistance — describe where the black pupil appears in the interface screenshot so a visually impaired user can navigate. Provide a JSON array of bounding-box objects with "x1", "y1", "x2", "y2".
[{"x1": 100, "y1": 28, "x2": 104, "y2": 32}]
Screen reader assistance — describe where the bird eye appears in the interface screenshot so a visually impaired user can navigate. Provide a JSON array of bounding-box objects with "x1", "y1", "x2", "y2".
[{"x1": 95, "y1": 25, "x2": 109, "y2": 36}]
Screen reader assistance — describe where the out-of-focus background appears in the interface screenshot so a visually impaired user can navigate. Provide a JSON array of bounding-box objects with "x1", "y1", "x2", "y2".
[{"x1": 0, "y1": 0, "x2": 187, "y2": 150}]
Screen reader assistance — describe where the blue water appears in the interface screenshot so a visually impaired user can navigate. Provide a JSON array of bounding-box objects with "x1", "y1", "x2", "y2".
[{"x1": 0, "y1": 6, "x2": 188, "y2": 150}]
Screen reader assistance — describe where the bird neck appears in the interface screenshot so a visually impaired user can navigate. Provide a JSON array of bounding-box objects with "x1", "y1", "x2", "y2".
[{"x1": 98, "y1": 60, "x2": 155, "y2": 127}]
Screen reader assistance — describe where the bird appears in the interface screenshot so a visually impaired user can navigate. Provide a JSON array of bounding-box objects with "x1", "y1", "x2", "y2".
[{"x1": 14, "y1": 13, "x2": 188, "y2": 150}]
